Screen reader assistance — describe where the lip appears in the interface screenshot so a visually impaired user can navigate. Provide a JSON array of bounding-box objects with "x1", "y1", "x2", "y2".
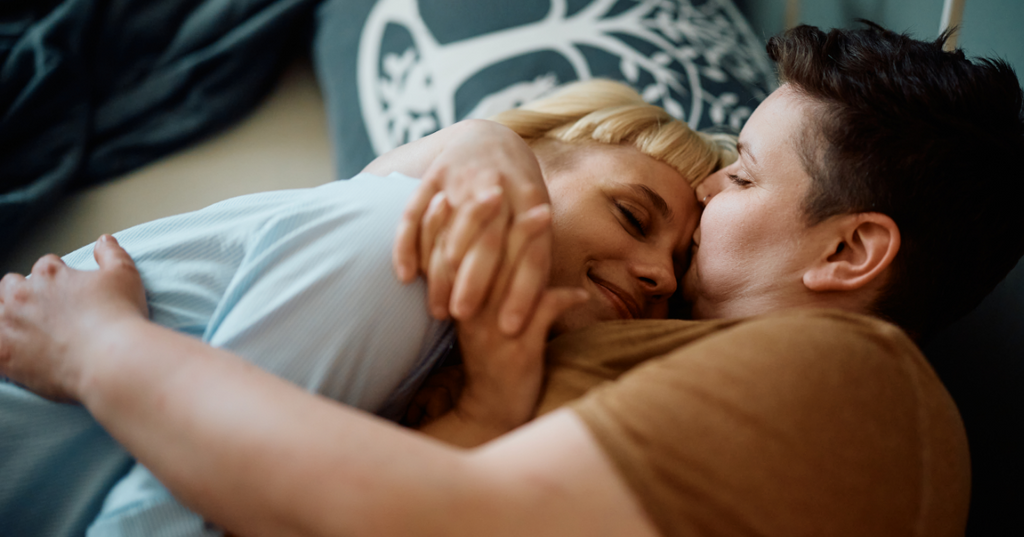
[{"x1": 589, "y1": 275, "x2": 641, "y2": 320}]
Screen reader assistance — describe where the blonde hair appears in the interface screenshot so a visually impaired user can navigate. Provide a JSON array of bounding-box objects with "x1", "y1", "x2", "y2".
[{"x1": 490, "y1": 79, "x2": 736, "y2": 186}]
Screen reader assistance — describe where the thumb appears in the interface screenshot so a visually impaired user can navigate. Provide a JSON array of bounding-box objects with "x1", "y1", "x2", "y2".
[
  {"x1": 522, "y1": 287, "x2": 588, "y2": 342},
  {"x1": 93, "y1": 235, "x2": 137, "y2": 273}
]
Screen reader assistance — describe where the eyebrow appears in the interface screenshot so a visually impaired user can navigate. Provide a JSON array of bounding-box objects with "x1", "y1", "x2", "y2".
[
  {"x1": 628, "y1": 184, "x2": 673, "y2": 222},
  {"x1": 736, "y1": 140, "x2": 756, "y2": 165}
]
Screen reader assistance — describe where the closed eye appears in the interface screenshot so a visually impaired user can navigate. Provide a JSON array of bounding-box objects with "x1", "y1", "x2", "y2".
[
  {"x1": 728, "y1": 173, "x2": 752, "y2": 187},
  {"x1": 618, "y1": 204, "x2": 647, "y2": 236}
]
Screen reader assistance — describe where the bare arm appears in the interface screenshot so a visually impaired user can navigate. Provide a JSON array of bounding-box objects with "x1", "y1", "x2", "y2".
[{"x1": 0, "y1": 240, "x2": 657, "y2": 537}]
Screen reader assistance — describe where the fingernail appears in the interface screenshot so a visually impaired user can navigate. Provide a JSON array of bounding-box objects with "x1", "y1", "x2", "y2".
[{"x1": 99, "y1": 234, "x2": 110, "y2": 243}]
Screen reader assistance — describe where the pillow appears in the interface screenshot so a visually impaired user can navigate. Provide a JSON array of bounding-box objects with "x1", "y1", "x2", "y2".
[{"x1": 313, "y1": 0, "x2": 777, "y2": 178}]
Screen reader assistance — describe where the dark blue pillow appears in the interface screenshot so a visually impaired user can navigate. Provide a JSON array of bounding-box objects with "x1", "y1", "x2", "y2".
[{"x1": 313, "y1": 0, "x2": 776, "y2": 178}]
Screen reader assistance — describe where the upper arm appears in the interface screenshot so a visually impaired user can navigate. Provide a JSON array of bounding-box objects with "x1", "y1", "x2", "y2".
[
  {"x1": 458, "y1": 409, "x2": 660, "y2": 537},
  {"x1": 202, "y1": 176, "x2": 449, "y2": 414}
]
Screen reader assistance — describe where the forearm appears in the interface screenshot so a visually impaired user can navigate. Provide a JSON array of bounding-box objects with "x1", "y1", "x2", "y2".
[
  {"x1": 2, "y1": 240, "x2": 654, "y2": 537},
  {"x1": 78, "y1": 318, "x2": 476, "y2": 537},
  {"x1": 362, "y1": 119, "x2": 499, "y2": 178}
]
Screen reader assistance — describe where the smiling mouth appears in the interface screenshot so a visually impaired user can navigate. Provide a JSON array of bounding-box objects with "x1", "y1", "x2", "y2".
[{"x1": 589, "y1": 275, "x2": 640, "y2": 320}]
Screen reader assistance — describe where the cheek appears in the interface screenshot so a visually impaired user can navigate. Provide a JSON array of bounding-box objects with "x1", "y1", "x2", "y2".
[{"x1": 699, "y1": 201, "x2": 764, "y2": 259}]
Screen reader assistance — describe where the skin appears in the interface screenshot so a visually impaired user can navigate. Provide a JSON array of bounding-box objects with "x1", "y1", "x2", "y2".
[
  {"x1": 684, "y1": 85, "x2": 899, "y2": 320},
  {"x1": 683, "y1": 85, "x2": 826, "y2": 319},
  {"x1": 421, "y1": 139, "x2": 699, "y2": 435},
  {"x1": 379, "y1": 119, "x2": 552, "y2": 334},
  {"x1": 379, "y1": 121, "x2": 701, "y2": 336},
  {"x1": 0, "y1": 85, "x2": 901, "y2": 536},
  {"x1": 534, "y1": 139, "x2": 699, "y2": 334}
]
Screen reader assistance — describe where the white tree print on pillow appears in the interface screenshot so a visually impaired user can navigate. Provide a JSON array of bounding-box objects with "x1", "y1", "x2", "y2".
[{"x1": 357, "y1": 0, "x2": 774, "y2": 155}]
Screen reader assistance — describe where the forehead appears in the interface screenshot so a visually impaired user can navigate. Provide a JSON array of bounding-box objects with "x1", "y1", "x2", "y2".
[{"x1": 738, "y1": 86, "x2": 815, "y2": 194}]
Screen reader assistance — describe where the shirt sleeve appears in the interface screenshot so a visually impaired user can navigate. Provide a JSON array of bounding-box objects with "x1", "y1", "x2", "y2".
[
  {"x1": 570, "y1": 309, "x2": 971, "y2": 537},
  {"x1": 199, "y1": 173, "x2": 452, "y2": 413}
]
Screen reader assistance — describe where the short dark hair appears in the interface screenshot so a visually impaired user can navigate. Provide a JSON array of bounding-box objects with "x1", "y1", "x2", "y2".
[{"x1": 766, "y1": 22, "x2": 1024, "y2": 339}]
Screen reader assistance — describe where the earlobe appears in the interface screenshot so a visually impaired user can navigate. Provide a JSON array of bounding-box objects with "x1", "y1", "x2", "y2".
[{"x1": 803, "y1": 213, "x2": 901, "y2": 292}]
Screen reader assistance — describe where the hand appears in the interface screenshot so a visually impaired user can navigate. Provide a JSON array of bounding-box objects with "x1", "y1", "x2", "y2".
[
  {"x1": 446, "y1": 212, "x2": 586, "y2": 435},
  {"x1": 0, "y1": 235, "x2": 148, "y2": 401},
  {"x1": 402, "y1": 364, "x2": 464, "y2": 428},
  {"x1": 392, "y1": 120, "x2": 552, "y2": 335}
]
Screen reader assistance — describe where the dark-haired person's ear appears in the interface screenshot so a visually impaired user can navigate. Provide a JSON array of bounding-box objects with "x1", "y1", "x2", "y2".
[{"x1": 803, "y1": 213, "x2": 901, "y2": 292}]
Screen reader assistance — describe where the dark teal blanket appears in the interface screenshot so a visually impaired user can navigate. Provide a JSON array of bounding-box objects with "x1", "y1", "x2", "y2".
[{"x1": 0, "y1": 0, "x2": 316, "y2": 258}]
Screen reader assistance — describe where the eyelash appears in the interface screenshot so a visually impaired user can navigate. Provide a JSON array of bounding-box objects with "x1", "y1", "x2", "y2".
[
  {"x1": 728, "y1": 173, "x2": 753, "y2": 187},
  {"x1": 618, "y1": 204, "x2": 647, "y2": 236}
]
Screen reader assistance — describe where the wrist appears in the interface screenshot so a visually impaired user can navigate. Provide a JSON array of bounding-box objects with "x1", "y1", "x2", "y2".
[
  {"x1": 74, "y1": 316, "x2": 153, "y2": 407},
  {"x1": 453, "y1": 377, "x2": 538, "y2": 434}
]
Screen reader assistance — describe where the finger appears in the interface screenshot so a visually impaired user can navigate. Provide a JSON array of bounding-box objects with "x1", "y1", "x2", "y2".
[
  {"x1": 426, "y1": 235, "x2": 455, "y2": 320},
  {"x1": 450, "y1": 204, "x2": 510, "y2": 319},
  {"x1": 498, "y1": 207, "x2": 553, "y2": 336},
  {"x1": 394, "y1": 178, "x2": 441, "y2": 283},
  {"x1": 93, "y1": 235, "x2": 136, "y2": 273},
  {"x1": 523, "y1": 288, "x2": 589, "y2": 343},
  {"x1": 419, "y1": 193, "x2": 452, "y2": 276},
  {"x1": 30, "y1": 254, "x2": 65, "y2": 279},
  {"x1": 442, "y1": 186, "x2": 503, "y2": 270},
  {"x1": 504, "y1": 178, "x2": 549, "y2": 215},
  {"x1": 504, "y1": 204, "x2": 551, "y2": 263},
  {"x1": 0, "y1": 273, "x2": 28, "y2": 303}
]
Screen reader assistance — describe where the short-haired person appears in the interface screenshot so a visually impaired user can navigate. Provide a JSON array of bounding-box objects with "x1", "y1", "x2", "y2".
[
  {"x1": 2, "y1": 23, "x2": 1023, "y2": 537},
  {"x1": 0, "y1": 81, "x2": 731, "y2": 537}
]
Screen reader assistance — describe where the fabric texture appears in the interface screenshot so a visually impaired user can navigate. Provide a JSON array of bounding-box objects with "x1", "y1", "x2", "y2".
[
  {"x1": 0, "y1": 0, "x2": 317, "y2": 259},
  {"x1": 312, "y1": 0, "x2": 776, "y2": 177},
  {"x1": 551, "y1": 309, "x2": 970, "y2": 537},
  {"x1": 0, "y1": 173, "x2": 454, "y2": 537}
]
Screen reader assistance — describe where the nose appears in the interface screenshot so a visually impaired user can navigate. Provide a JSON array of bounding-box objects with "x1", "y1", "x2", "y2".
[
  {"x1": 695, "y1": 167, "x2": 728, "y2": 206},
  {"x1": 630, "y1": 247, "x2": 678, "y2": 299}
]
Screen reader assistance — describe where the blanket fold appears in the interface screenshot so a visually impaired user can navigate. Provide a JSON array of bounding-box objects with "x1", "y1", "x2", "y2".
[{"x1": 0, "y1": 0, "x2": 317, "y2": 259}]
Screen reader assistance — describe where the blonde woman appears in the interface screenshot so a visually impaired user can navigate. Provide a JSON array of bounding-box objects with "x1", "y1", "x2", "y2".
[{"x1": 0, "y1": 79, "x2": 732, "y2": 537}]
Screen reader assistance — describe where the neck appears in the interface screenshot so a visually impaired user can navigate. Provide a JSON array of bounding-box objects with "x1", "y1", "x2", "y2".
[{"x1": 692, "y1": 286, "x2": 878, "y2": 321}]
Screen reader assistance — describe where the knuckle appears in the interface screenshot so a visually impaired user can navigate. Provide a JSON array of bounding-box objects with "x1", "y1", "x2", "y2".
[
  {"x1": 0, "y1": 274, "x2": 26, "y2": 301},
  {"x1": 422, "y1": 169, "x2": 444, "y2": 187},
  {"x1": 443, "y1": 248, "x2": 461, "y2": 268},
  {"x1": 518, "y1": 184, "x2": 544, "y2": 205},
  {"x1": 10, "y1": 285, "x2": 30, "y2": 305}
]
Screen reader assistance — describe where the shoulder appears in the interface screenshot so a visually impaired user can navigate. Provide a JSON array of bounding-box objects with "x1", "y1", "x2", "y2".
[
  {"x1": 571, "y1": 308, "x2": 970, "y2": 537},
  {"x1": 690, "y1": 307, "x2": 922, "y2": 371}
]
